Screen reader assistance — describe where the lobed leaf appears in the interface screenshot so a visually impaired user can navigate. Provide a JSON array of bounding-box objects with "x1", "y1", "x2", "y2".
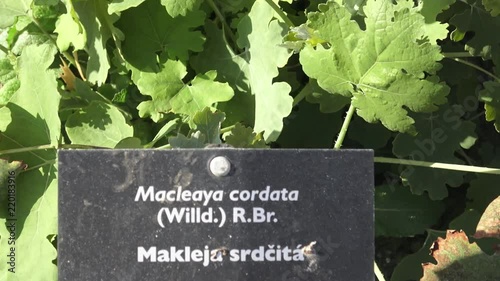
[
  {"x1": 65, "y1": 101, "x2": 134, "y2": 148},
  {"x1": 300, "y1": 0, "x2": 449, "y2": 134},
  {"x1": 0, "y1": 43, "x2": 59, "y2": 281},
  {"x1": 421, "y1": 230, "x2": 500, "y2": 281},
  {"x1": 375, "y1": 185, "x2": 445, "y2": 237}
]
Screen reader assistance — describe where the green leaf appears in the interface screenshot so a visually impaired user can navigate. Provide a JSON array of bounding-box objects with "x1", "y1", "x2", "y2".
[
  {"x1": 375, "y1": 185, "x2": 445, "y2": 237},
  {"x1": 421, "y1": 230, "x2": 500, "y2": 281},
  {"x1": 191, "y1": 21, "x2": 255, "y2": 127},
  {"x1": 145, "y1": 118, "x2": 179, "y2": 148},
  {"x1": 277, "y1": 100, "x2": 343, "y2": 148},
  {"x1": 393, "y1": 105, "x2": 478, "y2": 200},
  {"x1": 347, "y1": 117, "x2": 392, "y2": 149},
  {"x1": 418, "y1": 0, "x2": 454, "y2": 42},
  {"x1": 223, "y1": 123, "x2": 268, "y2": 148},
  {"x1": 72, "y1": 0, "x2": 113, "y2": 85},
  {"x1": 449, "y1": 1, "x2": 500, "y2": 60},
  {"x1": 391, "y1": 230, "x2": 446, "y2": 281},
  {"x1": 300, "y1": 0, "x2": 449, "y2": 134},
  {"x1": 236, "y1": 0, "x2": 293, "y2": 141},
  {"x1": 65, "y1": 101, "x2": 134, "y2": 148},
  {"x1": 0, "y1": 43, "x2": 59, "y2": 281},
  {"x1": 170, "y1": 71, "x2": 234, "y2": 118},
  {"x1": 0, "y1": 58, "x2": 20, "y2": 106},
  {"x1": 168, "y1": 131, "x2": 206, "y2": 148},
  {"x1": 54, "y1": 2, "x2": 86, "y2": 51},
  {"x1": 108, "y1": 0, "x2": 146, "y2": 14},
  {"x1": 479, "y1": 81, "x2": 500, "y2": 132},
  {"x1": 192, "y1": 108, "x2": 225, "y2": 144},
  {"x1": 116, "y1": 0, "x2": 205, "y2": 70},
  {"x1": 0, "y1": 0, "x2": 32, "y2": 28},
  {"x1": 304, "y1": 80, "x2": 350, "y2": 113},
  {"x1": 483, "y1": 0, "x2": 500, "y2": 16},
  {"x1": 160, "y1": 0, "x2": 201, "y2": 17},
  {"x1": 450, "y1": 209, "x2": 483, "y2": 235},
  {"x1": 132, "y1": 59, "x2": 185, "y2": 121}
]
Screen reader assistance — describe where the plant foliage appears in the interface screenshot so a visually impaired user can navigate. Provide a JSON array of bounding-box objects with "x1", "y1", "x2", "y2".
[{"x1": 0, "y1": 0, "x2": 499, "y2": 280}]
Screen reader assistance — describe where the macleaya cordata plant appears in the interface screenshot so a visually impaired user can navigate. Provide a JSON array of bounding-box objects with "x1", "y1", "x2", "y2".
[{"x1": 0, "y1": 0, "x2": 499, "y2": 280}]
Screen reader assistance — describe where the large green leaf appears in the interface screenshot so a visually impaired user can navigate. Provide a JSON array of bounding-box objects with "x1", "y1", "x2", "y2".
[
  {"x1": 483, "y1": 0, "x2": 500, "y2": 16},
  {"x1": 133, "y1": 60, "x2": 233, "y2": 122},
  {"x1": 375, "y1": 185, "x2": 445, "y2": 237},
  {"x1": 0, "y1": 0, "x2": 32, "y2": 28},
  {"x1": 300, "y1": 0, "x2": 449, "y2": 134},
  {"x1": 393, "y1": 105, "x2": 477, "y2": 199},
  {"x1": 65, "y1": 101, "x2": 134, "y2": 148},
  {"x1": 191, "y1": 21, "x2": 255, "y2": 127},
  {"x1": 116, "y1": 0, "x2": 205, "y2": 71},
  {"x1": 450, "y1": 1, "x2": 500, "y2": 61},
  {"x1": 235, "y1": 0, "x2": 293, "y2": 141},
  {"x1": 132, "y1": 59, "x2": 186, "y2": 121},
  {"x1": 169, "y1": 71, "x2": 234, "y2": 118},
  {"x1": 0, "y1": 43, "x2": 59, "y2": 281}
]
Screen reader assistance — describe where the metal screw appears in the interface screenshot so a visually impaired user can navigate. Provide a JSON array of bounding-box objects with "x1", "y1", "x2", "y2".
[{"x1": 209, "y1": 156, "x2": 231, "y2": 177}]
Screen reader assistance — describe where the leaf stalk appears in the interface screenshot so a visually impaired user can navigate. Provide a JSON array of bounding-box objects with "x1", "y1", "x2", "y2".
[
  {"x1": 333, "y1": 104, "x2": 356, "y2": 149},
  {"x1": 374, "y1": 157, "x2": 500, "y2": 175}
]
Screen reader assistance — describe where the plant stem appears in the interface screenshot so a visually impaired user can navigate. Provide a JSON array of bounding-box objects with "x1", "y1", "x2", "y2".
[
  {"x1": 374, "y1": 157, "x2": 500, "y2": 175},
  {"x1": 0, "y1": 144, "x2": 56, "y2": 155},
  {"x1": 374, "y1": 261, "x2": 386, "y2": 281},
  {"x1": 447, "y1": 57, "x2": 500, "y2": 82},
  {"x1": 333, "y1": 104, "x2": 356, "y2": 149},
  {"x1": 206, "y1": 0, "x2": 239, "y2": 50},
  {"x1": 442, "y1": 52, "x2": 476, "y2": 58},
  {"x1": 59, "y1": 144, "x2": 108, "y2": 149},
  {"x1": 22, "y1": 159, "x2": 56, "y2": 173},
  {"x1": 293, "y1": 82, "x2": 313, "y2": 107},
  {"x1": 264, "y1": 0, "x2": 295, "y2": 27},
  {"x1": 0, "y1": 44, "x2": 8, "y2": 54},
  {"x1": 220, "y1": 125, "x2": 236, "y2": 134}
]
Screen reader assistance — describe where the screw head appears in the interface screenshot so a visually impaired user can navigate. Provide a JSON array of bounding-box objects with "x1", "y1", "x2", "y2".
[{"x1": 209, "y1": 156, "x2": 231, "y2": 177}]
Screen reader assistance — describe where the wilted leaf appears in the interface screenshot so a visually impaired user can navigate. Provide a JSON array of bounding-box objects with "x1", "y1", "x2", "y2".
[
  {"x1": 421, "y1": 230, "x2": 500, "y2": 281},
  {"x1": 474, "y1": 196, "x2": 500, "y2": 239}
]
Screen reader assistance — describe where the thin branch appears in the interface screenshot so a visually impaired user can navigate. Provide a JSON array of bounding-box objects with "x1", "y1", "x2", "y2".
[
  {"x1": 22, "y1": 159, "x2": 56, "y2": 173},
  {"x1": 73, "y1": 51, "x2": 86, "y2": 81},
  {"x1": 0, "y1": 144, "x2": 55, "y2": 155},
  {"x1": 220, "y1": 125, "x2": 236, "y2": 134},
  {"x1": 264, "y1": 0, "x2": 295, "y2": 27},
  {"x1": 374, "y1": 157, "x2": 500, "y2": 175},
  {"x1": 442, "y1": 52, "x2": 476, "y2": 58},
  {"x1": 0, "y1": 44, "x2": 8, "y2": 54},
  {"x1": 333, "y1": 104, "x2": 356, "y2": 149},
  {"x1": 447, "y1": 57, "x2": 500, "y2": 82},
  {"x1": 374, "y1": 261, "x2": 386, "y2": 281}
]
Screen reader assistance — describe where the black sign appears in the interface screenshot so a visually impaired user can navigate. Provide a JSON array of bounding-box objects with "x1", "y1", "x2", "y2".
[{"x1": 58, "y1": 149, "x2": 374, "y2": 281}]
